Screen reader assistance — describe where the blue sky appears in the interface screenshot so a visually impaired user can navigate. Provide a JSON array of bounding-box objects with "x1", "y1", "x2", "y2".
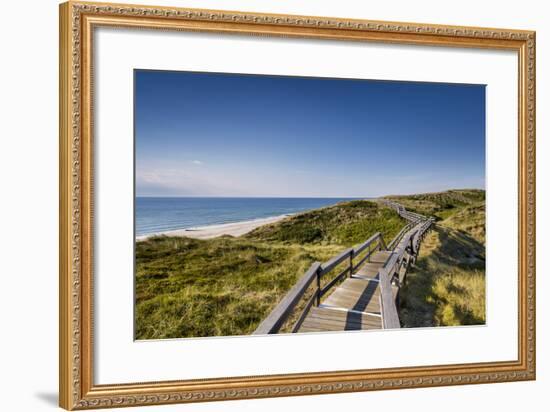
[{"x1": 135, "y1": 70, "x2": 485, "y2": 197}]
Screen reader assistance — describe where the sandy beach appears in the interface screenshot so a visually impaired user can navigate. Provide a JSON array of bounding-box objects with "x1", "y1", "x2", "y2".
[{"x1": 136, "y1": 214, "x2": 290, "y2": 241}]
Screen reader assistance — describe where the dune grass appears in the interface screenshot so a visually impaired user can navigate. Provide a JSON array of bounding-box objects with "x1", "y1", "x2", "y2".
[
  {"x1": 246, "y1": 200, "x2": 405, "y2": 245},
  {"x1": 386, "y1": 189, "x2": 485, "y2": 222},
  {"x1": 136, "y1": 200, "x2": 404, "y2": 339},
  {"x1": 395, "y1": 190, "x2": 486, "y2": 327}
]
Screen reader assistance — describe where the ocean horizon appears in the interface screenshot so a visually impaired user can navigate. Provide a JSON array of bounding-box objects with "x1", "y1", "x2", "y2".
[{"x1": 135, "y1": 196, "x2": 368, "y2": 236}]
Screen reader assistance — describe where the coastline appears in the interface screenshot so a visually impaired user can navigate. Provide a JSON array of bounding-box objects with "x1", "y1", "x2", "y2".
[{"x1": 136, "y1": 214, "x2": 291, "y2": 241}]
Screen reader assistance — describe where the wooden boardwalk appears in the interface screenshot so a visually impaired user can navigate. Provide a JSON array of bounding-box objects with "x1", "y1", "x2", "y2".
[
  {"x1": 253, "y1": 201, "x2": 435, "y2": 335},
  {"x1": 298, "y1": 250, "x2": 391, "y2": 332}
]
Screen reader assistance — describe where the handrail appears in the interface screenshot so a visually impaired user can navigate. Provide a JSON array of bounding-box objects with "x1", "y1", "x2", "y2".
[
  {"x1": 412, "y1": 217, "x2": 435, "y2": 254},
  {"x1": 254, "y1": 232, "x2": 385, "y2": 334},
  {"x1": 319, "y1": 248, "x2": 354, "y2": 277},
  {"x1": 387, "y1": 222, "x2": 413, "y2": 250},
  {"x1": 379, "y1": 253, "x2": 400, "y2": 329},
  {"x1": 378, "y1": 212, "x2": 434, "y2": 328},
  {"x1": 354, "y1": 232, "x2": 383, "y2": 255},
  {"x1": 379, "y1": 199, "x2": 432, "y2": 223},
  {"x1": 253, "y1": 262, "x2": 321, "y2": 335},
  {"x1": 254, "y1": 200, "x2": 434, "y2": 334}
]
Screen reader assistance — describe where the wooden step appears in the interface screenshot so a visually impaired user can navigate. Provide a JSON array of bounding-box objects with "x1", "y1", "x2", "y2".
[
  {"x1": 354, "y1": 250, "x2": 392, "y2": 278},
  {"x1": 322, "y1": 278, "x2": 382, "y2": 314},
  {"x1": 298, "y1": 306, "x2": 382, "y2": 333}
]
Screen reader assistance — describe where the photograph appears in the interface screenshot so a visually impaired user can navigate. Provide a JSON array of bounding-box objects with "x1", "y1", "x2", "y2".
[
  {"x1": 134, "y1": 70, "x2": 486, "y2": 340},
  {"x1": 56, "y1": 2, "x2": 537, "y2": 408}
]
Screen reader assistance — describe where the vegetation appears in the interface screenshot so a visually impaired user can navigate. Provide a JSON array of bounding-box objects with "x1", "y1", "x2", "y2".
[
  {"x1": 136, "y1": 200, "x2": 404, "y2": 339},
  {"x1": 246, "y1": 200, "x2": 404, "y2": 245},
  {"x1": 136, "y1": 189, "x2": 487, "y2": 338},
  {"x1": 386, "y1": 189, "x2": 485, "y2": 222},
  {"x1": 391, "y1": 190, "x2": 486, "y2": 327}
]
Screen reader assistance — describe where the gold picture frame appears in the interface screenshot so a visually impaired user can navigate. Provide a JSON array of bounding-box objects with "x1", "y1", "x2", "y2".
[{"x1": 59, "y1": 1, "x2": 536, "y2": 409}]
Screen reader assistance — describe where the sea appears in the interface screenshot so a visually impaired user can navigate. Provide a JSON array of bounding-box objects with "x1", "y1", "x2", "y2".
[{"x1": 135, "y1": 197, "x2": 362, "y2": 236}]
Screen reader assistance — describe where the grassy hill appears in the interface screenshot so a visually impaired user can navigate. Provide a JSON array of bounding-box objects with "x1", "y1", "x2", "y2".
[
  {"x1": 387, "y1": 189, "x2": 486, "y2": 327},
  {"x1": 385, "y1": 189, "x2": 485, "y2": 221},
  {"x1": 136, "y1": 200, "x2": 404, "y2": 339},
  {"x1": 246, "y1": 200, "x2": 404, "y2": 245}
]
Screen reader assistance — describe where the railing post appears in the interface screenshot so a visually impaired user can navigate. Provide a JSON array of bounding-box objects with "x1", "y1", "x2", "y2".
[
  {"x1": 315, "y1": 267, "x2": 321, "y2": 306},
  {"x1": 368, "y1": 243, "x2": 371, "y2": 262},
  {"x1": 379, "y1": 234, "x2": 387, "y2": 251},
  {"x1": 349, "y1": 250, "x2": 354, "y2": 277}
]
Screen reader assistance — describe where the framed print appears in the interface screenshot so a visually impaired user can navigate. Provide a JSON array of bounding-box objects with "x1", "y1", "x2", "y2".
[{"x1": 59, "y1": 1, "x2": 536, "y2": 410}]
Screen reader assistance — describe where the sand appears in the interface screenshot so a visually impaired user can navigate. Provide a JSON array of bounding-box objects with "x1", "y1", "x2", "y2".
[{"x1": 136, "y1": 214, "x2": 290, "y2": 241}]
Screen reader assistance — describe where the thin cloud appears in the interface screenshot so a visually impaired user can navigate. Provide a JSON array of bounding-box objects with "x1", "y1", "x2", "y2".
[
  {"x1": 191, "y1": 160, "x2": 203, "y2": 165},
  {"x1": 136, "y1": 167, "x2": 250, "y2": 197}
]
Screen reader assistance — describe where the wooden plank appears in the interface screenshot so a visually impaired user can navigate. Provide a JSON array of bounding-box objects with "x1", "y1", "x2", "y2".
[
  {"x1": 336, "y1": 277, "x2": 378, "y2": 290},
  {"x1": 338, "y1": 280, "x2": 381, "y2": 294},
  {"x1": 355, "y1": 263, "x2": 382, "y2": 277},
  {"x1": 352, "y1": 274, "x2": 379, "y2": 281},
  {"x1": 308, "y1": 306, "x2": 380, "y2": 322},
  {"x1": 354, "y1": 251, "x2": 391, "y2": 278},
  {"x1": 305, "y1": 314, "x2": 382, "y2": 330},
  {"x1": 329, "y1": 291, "x2": 381, "y2": 306},
  {"x1": 301, "y1": 318, "x2": 363, "y2": 331},
  {"x1": 338, "y1": 277, "x2": 375, "y2": 288},
  {"x1": 299, "y1": 308, "x2": 382, "y2": 332},
  {"x1": 298, "y1": 324, "x2": 381, "y2": 333},
  {"x1": 379, "y1": 264, "x2": 400, "y2": 329},
  {"x1": 298, "y1": 326, "x2": 341, "y2": 333},
  {"x1": 370, "y1": 250, "x2": 392, "y2": 263},
  {"x1": 253, "y1": 262, "x2": 321, "y2": 334},
  {"x1": 325, "y1": 281, "x2": 380, "y2": 297},
  {"x1": 322, "y1": 293, "x2": 381, "y2": 310},
  {"x1": 323, "y1": 295, "x2": 381, "y2": 314},
  {"x1": 357, "y1": 251, "x2": 390, "y2": 267},
  {"x1": 306, "y1": 308, "x2": 381, "y2": 327},
  {"x1": 322, "y1": 288, "x2": 382, "y2": 314}
]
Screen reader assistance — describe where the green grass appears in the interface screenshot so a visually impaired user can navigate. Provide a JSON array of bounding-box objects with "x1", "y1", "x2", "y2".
[
  {"x1": 136, "y1": 190, "x2": 486, "y2": 338},
  {"x1": 246, "y1": 200, "x2": 405, "y2": 245},
  {"x1": 441, "y1": 203, "x2": 486, "y2": 244},
  {"x1": 396, "y1": 189, "x2": 486, "y2": 327},
  {"x1": 385, "y1": 189, "x2": 485, "y2": 221},
  {"x1": 136, "y1": 200, "x2": 404, "y2": 339}
]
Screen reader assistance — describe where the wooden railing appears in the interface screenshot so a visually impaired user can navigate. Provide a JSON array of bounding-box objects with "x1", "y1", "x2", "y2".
[
  {"x1": 378, "y1": 215, "x2": 434, "y2": 328},
  {"x1": 253, "y1": 232, "x2": 386, "y2": 335},
  {"x1": 254, "y1": 200, "x2": 435, "y2": 334},
  {"x1": 376, "y1": 199, "x2": 435, "y2": 328},
  {"x1": 387, "y1": 221, "x2": 414, "y2": 250},
  {"x1": 380, "y1": 199, "x2": 426, "y2": 222}
]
